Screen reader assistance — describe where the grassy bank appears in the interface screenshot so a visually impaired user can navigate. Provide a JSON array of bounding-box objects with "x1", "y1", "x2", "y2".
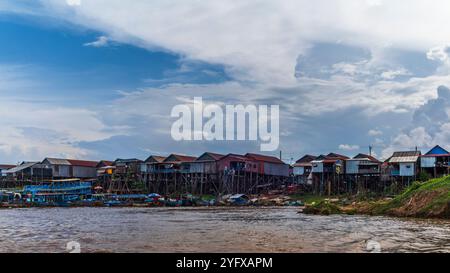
[
  {"x1": 303, "y1": 176, "x2": 450, "y2": 219},
  {"x1": 368, "y1": 176, "x2": 450, "y2": 218}
]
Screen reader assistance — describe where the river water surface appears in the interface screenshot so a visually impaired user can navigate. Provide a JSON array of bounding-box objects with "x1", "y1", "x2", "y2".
[{"x1": 0, "y1": 207, "x2": 449, "y2": 253}]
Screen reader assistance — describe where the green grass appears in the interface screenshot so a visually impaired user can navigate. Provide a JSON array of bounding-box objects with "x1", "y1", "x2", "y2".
[
  {"x1": 372, "y1": 176, "x2": 450, "y2": 217},
  {"x1": 303, "y1": 200, "x2": 343, "y2": 215},
  {"x1": 200, "y1": 194, "x2": 216, "y2": 201}
]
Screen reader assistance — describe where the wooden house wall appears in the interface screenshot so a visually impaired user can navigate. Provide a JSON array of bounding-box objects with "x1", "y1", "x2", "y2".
[
  {"x1": 115, "y1": 162, "x2": 141, "y2": 174},
  {"x1": 72, "y1": 166, "x2": 97, "y2": 178},
  {"x1": 263, "y1": 162, "x2": 289, "y2": 176},
  {"x1": 146, "y1": 163, "x2": 161, "y2": 173},
  {"x1": 53, "y1": 165, "x2": 71, "y2": 178},
  {"x1": 217, "y1": 157, "x2": 259, "y2": 173},
  {"x1": 31, "y1": 166, "x2": 53, "y2": 178},
  {"x1": 189, "y1": 162, "x2": 217, "y2": 174}
]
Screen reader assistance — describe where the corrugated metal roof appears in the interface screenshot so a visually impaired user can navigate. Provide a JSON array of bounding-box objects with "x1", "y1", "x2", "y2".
[
  {"x1": 387, "y1": 151, "x2": 421, "y2": 163},
  {"x1": 245, "y1": 153, "x2": 285, "y2": 164},
  {"x1": 421, "y1": 154, "x2": 450, "y2": 158},
  {"x1": 219, "y1": 154, "x2": 248, "y2": 161},
  {"x1": 4, "y1": 162, "x2": 40, "y2": 173},
  {"x1": 145, "y1": 156, "x2": 166, "y2": 163},
  {"x1": 67, "y1": 159, "x2": 98, "y2": 168},
  {"x1": 391, "y1": 151, "x2": 421, "y2": 157},
  {"x1": 115, "y1": 158, "x2": 143, "y2": 164},
  {"x1": 0, "y1": 164, "x2": 16, "y2": 170},
  {"x1": 163, "y1": 154, "x2": 196, "y2": 163},
  {"x1": 315, "y1": 155, "x2": 327, "y2": 160},
  {"x1": 323, "y1": 159, "x2": 342, "y2": 164},
  {"x1": 195, "y1": 152, "x2": 225, "y2": 162},
  {"x1": 98, "y1": 160, "x2": 114, "y2": 166},
  {"x1": 352, "y1": 153, "x2": 381, "y2": 163},
  {"x1": 295, "y1": 155, "x2": 317, "y2": 164},
  {"x1": 327, "y1": 153, "x2": 350, "y2": 160},
  {"x1": 44, "y1": 158, "x2": 98, "y2": 167},
  {"x1": 389, "y1": 156, "x2": 419, "y2": 163},
  {"x1": 204, "y1": 152, "x2": 225, "y2": 161},
  {"x1": 44, "y1": 158, "x2": 71, "y2": 165}
]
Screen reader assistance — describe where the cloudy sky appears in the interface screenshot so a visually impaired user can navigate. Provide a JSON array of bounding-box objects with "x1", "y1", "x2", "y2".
[{"x1": 1, "y1": 0, "x2": 450, "y2": 164}]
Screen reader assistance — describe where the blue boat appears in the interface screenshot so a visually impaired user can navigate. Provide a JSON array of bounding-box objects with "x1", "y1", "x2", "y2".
[
  {"x1": 104, "y1": 200, "x2": 124, "y2": 207},
  {"x1": 228, "y1": 194, "x2": 250, "y2": 206},
  {"x1": 22, "y1": 179, "x2": 92, "y2": 206}
]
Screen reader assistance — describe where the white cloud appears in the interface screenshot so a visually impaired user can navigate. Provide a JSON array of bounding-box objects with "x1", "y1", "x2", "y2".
[
  {"x1": 339, "y1": 144, "x2": 360, "y2": 151},
  {"x1": 66, "y1": 0, "x2": 81, "y2": 7},
  {"x1": 292, "y1": 74, "x2": 450, "y2": 116},
  {"x1": 382, "y1": 86, "x2": 450, "y2": 158},
  {"x1": 0, "y1": 63, "x2": 126, "y2": 162},
  {"x1": 27, "y1": 0, "x2": 450, "y2": 86},
  {"x1": 427, "y1": 46, "x2": 449, "y2": 62},
  {"x1": 380, "y1": 68, "x2": 410, "y2": 80},
  {"x1": 0, "y1": 100, "x2": 124, "y2": 161},
  {"x1": 381, "y1": 127, "x2": 432, "y2": 159},
  {"x1": 3, "y1": 1, "x2": 450, "y2": 113},
  {"x1": 366, "y1": 0, "x2": 383, "y2": 7},
  {"x1": 394, "y1": 127, "x2": 432, "y2": 149},
  {"x1": 3, "y1": 1, "x2": 450, "y2": 160},
  {"x1": 426, "y1": 45, "x2": 450, "y2": 75},
  {"x1": 84, "y1": 36, "x2": 110, "y2": 47},
  {"x1": 368, "y1": 129, "x2": 383, "y2": 137},
  {"x1": 331, "y1": 62, "x2": 366, "y2": 76}
]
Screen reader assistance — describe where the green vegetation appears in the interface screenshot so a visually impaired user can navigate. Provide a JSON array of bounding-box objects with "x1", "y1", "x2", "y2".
[
  {"x1": 418, "y1": 172, "x2": 432, "y2": 182},
  {"x1": 303, "y1": 200, "x2": 343, "y2": 215},
  {"x1": 371, "y1": 176, "x2": 450, "y2": 218},
  {"x1": 200, "y1": 194, "x2": 216, "y2": 201},
  {"x1": 300, "y1": 176, "x2": 450, "y2": 219}
]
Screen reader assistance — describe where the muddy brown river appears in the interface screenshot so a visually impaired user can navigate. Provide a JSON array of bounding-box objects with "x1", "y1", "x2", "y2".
[{"x1": 0, "y1": 207, "x2": 449, "y2": 253}]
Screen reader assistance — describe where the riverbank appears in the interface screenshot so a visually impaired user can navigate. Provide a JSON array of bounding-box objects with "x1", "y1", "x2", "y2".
[
  {"x1": 0, "y1": 193, "x2": 306, "y2": 209},
  {"x1": 3, "y1": 176, "x2": 449, "y2": 219},
  {"x1": 303, "y1": 176, "x2": 450, "y2": 219}
]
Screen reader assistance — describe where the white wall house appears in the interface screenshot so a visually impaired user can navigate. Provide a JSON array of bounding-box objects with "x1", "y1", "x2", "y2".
[{"x1": 311, "y1": 161, "x2": 323, "y2": 173}]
